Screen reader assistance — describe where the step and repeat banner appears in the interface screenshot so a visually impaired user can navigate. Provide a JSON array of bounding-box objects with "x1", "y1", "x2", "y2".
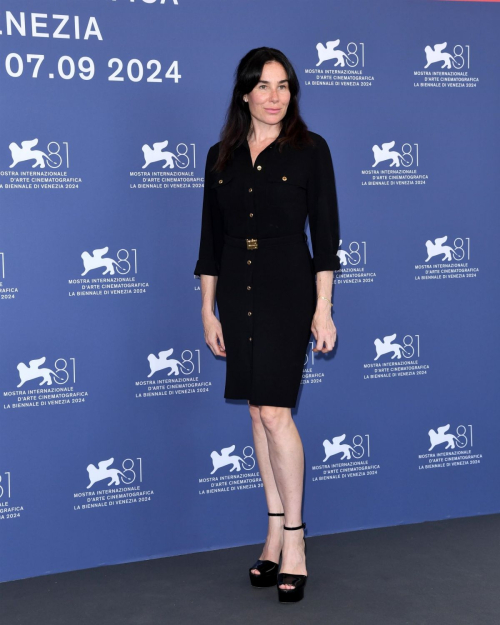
[{"x1": 1, "y1": 0, "x2": 499, "y2": 583}]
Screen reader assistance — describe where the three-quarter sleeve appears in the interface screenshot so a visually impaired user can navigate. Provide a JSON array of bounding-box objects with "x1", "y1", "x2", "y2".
[
  {"x1": 194, "y1": 145, "x2": 224, "y2": 277},
  {"x1": 307, "y1": 135, "x2": 341, "y2": 273}
]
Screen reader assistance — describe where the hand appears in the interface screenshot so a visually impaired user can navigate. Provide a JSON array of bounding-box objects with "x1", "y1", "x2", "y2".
[
  {"x1": 202, "y1": 311, "x2": 226, "y2": 357},
  {"x1": 311, "y1": 304, "x2": 337, "y2": 353}
]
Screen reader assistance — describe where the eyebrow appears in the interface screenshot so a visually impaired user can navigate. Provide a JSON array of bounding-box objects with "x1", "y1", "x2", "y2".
[{"x1": 257, "y1": 79, "x2": 289, "y2": 84}]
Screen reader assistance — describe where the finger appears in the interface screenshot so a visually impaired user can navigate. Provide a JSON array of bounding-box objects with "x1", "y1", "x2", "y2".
[
  {"x1": 206, "y1": 341, "x2": 216, "y2": 355},
  {"x1": 312, "y1": 338, "x2": 324, "y2": 353},
  {"x1": 319, "y1": 337, "x2": 333, "y2": 353},
  {"x1": 214, "y1": 340, "x2": 226, "y2": 357},
  {"x1": 210, "y1": 343, "x2": 223, "y2": 357},
  {"x1": 323, "y1": 338, "x2": 335, "y2": 352},
  {"x1": 320, "y1": 337, "x2": 331, "y2": 352},
  {"x1": 209, "y1": 337, "x2": 226, "y2": 357},
  {"x1": 205, "y1": 334, "x2": 218, "y2": 355},
  {"x1": 217, "y1": 331, "x2": 225, "y2": 352}
]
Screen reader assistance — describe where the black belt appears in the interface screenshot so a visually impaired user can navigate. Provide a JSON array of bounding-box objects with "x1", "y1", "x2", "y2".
[{"x1": 224, "y1": 232, "x2": 307, "y2": 250}]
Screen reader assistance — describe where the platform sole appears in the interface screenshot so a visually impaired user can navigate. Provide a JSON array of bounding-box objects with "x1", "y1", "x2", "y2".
[
  {"x1": 277, "y1": 586, "x2": 305, "y2": 603},
  {"x1": 249, "y1": 574, "x2": 278, "y2": 588}
]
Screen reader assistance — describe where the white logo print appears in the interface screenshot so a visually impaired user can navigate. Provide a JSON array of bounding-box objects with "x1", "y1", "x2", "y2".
[
  {"x1": 135, "y1": 350, "x2": 205, "y2": 399},
  {"x1": 305, "y1": 38, "x2": 374, "y2": 90},
  {"x1": 86, "y1": 458, "x2": 133, "y2": 489},
  {"x1": 373, "y1": 334, "x2": 405, "y2": 360},
  {"x1": 414, "y1": 236, "x2": 478, "y2": 280},
  {"x1": 73, "y1": 457, "x2": 153, "y2": 511},
  {"x1": 81, "y1": 247, "x2": 122, "y2": 276},
  {"x1": 129, "y1": 139, "x2": 198, "y2": 189},
  {"x1": 3, "y1": 357, "x2": 86, "y2": 410},
  {"x1": 322, "y1": 435, "x2": 358, "y2": 462},
  {"x1": 425, "y1": 236, "x2": 455, "y2": 262},
  {"x1": 142, "y1": 140, "x2": 187, "y2": 169},
  {"x1": 424, "y1": 43, "x2": 454, "y2": 69},
  {"x1": 9, "y1": 138, "x2": 59, "y2": 169},
  {"x1": 312, "y1": 433, "x2": 381, "y2": 483},
  {"x1": 424, "y1": 235, "x2": 472, "y2": 262},
  {"x1": 413, "y1": 42, "x2": 476, "y2": 89},
  {"x1": 362, "y1": 142, "x2": 425, "y2": 183},
  {"x1": 147, "y1": 348, "x2": 192, "y2": 377},
  {"x1": 418, "y1": 425, "x2": 482, "y2": 471},
  {"x1": 210, "y1": 445, "x2": 255, "y2": 474},
  {"x1": 372, "y1": 141, "x2": 412, "y2": 168},
  {"x1": 316, "y1": 40, "x2": 348, "y2": 67},
  {"x1": 69, "y1": 248, "x2": 145, "y2": 297},
  {"x1": 332, "y1": 240, "x2": 378, "y2": 286},
  {"x1": 17, "y1": 357, "x2": 66, "y2": 387},
  {"x1": 0, "y1": 250, "x2": 20, "y2": 300},
  {"x1": 428, "y1": 424, "x2": 464, "y2": 451},
  {"x1": 0, "y1": 470, "x2": 24, "y2": 521},
  {"x1": 364, "y1": 335, "x2": 428, "y2": 379},
  {"x1": 338, "y1": 239, "x2": 355, "y2": 266}
]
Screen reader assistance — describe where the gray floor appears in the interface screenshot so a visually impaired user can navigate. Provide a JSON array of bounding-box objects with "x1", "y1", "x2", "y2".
[{"x1": 1, "y1": 513, "x2": 499, "y2": 625}]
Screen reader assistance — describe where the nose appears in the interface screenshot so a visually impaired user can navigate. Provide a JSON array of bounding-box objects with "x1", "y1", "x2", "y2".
[{"x1": 269, "y1": 88, "x2": 279, "y2": 102}]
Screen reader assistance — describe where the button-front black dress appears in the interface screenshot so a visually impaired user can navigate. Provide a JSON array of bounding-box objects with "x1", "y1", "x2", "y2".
[{"x1": 194, "y1": 128, "x2": 341, "y2": 408}]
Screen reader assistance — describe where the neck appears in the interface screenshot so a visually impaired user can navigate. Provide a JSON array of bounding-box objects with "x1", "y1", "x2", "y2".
[{"x1": 247, "y1": 120, "x2": 282, "y2": 145}]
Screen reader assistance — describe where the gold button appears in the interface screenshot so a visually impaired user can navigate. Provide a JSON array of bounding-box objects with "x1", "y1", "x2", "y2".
[
  {"x1": 247, "y1": 260, "x2": 252, "y2": 265},
  {"x1": 249, "y1": 188, "x2": 253, "y2": 192},
  {"x1": 248, "y1": 311, "x2": 252, "y2": 316},
  {"x1": 257, "y1": 165, "x2": 262, "y2": 171},
  {"x1": 247, "y1": 285, "x2": 251, "y2": 290},
  {"x1": 249, "y1": 213, "x2": 253, "y2": 218},
  {"x1": 282, "y1": 176, "x2": 287, "y2": 181},
  {"x1": 219, "y1": 179, "x2": 223, "y2": 184}
]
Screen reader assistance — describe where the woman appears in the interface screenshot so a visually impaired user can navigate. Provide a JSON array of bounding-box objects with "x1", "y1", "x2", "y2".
[{"x1": 194, "y1": 47, "x2": 340, "y2": 603}]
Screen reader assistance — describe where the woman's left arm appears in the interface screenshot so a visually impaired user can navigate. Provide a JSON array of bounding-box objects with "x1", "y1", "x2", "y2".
[
  {"x1": 307, "y1": 134, "x2": 341, "y2": 353},
  {"x1": 312, "y1": 270, "x2": 336, "y2": 353}
]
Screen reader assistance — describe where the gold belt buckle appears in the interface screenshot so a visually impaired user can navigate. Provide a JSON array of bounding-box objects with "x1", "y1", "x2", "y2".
[{"x1": 246, "y1": 238, "x2": 258, "y2": 250}]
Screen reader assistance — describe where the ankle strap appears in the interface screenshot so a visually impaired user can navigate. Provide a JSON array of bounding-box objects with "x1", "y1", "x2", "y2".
[
  {"x1": 268, "y1": 512, "x2": 285, "y2": 517},
  {"x1": 284, "y1": 522, "x2": 306, "y2": 530}
]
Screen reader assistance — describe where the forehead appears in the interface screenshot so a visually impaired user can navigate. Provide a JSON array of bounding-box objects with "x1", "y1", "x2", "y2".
[{"x1": 258, "y1": 61, "x2": 288, "y2": 82}]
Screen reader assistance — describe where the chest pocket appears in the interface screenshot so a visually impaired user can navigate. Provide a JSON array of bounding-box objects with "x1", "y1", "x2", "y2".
[
  {"x1": 211, "y1": 174, "x2": 235, "y2": 211},
  {"x1": 266, "y1": 171, "x2": 308, "y2": 207},
  {"x1": 211, "y1": 174, "x2": 234, "y2": 189}
]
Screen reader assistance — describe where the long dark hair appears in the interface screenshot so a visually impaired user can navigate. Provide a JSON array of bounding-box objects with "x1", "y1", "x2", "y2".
[{"x1": 213, "y1": 47, "x2": 314, "y2": 172}]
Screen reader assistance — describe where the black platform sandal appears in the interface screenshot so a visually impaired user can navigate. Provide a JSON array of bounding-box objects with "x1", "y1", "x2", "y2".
[
  {"x1": 248, "y1": 512, "x2": 284, "y2": 588},
  {"x1": 277, "y1": 522, "x2": 307, "y2": 603}
]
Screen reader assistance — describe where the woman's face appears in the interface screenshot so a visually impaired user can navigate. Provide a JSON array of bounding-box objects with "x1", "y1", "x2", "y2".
[{"x1": 245, "y1": 61, "x2": 291, "y2": 127}]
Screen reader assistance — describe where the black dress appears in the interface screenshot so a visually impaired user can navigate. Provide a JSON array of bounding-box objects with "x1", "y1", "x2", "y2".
[{"x1": 194, "y1": 128, "x2": 341, "y2": 408}]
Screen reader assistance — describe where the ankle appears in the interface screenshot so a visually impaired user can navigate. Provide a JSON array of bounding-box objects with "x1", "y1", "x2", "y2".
[{"x1": 268, "y1": 515, "x2": 285, "y2": 531}]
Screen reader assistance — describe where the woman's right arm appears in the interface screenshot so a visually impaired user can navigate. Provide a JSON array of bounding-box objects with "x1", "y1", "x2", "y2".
[
  {"x1": 200, "y1": 275, "x2": 226, "y2": 357},
  {"x1": 194, "y1": 144, "x2": 226, "y2": 357}
]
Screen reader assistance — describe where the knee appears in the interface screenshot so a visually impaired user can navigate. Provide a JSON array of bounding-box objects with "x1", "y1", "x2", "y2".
[
  {"x1": 259, "y1": 406, "x2": 288, "y2": 432},
  {"x1": 248, "y1": 402, "x2": 262, "y2": 424}
]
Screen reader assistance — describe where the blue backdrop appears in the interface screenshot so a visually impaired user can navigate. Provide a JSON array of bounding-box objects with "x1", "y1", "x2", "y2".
[{"x1": 1, "y1": 0, "x2": 499, "y2": 583}]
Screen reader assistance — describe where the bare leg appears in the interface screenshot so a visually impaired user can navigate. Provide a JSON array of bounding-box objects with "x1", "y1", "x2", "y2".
[
  {"x1": 258, "y1": 405, "x2": 307, "y2": 590},
  {"x1": 248, "y1": 402, "x2": 284, "y2": 574}
]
